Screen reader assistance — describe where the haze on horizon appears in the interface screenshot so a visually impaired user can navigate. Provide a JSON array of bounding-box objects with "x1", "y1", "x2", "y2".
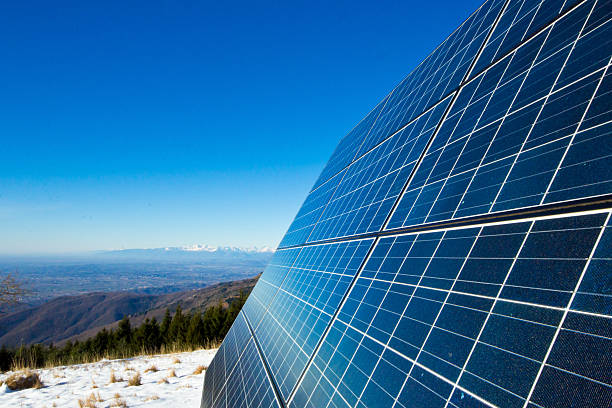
[{"x1": 0, "y1": 0, "x2": 483, "y2": 255}]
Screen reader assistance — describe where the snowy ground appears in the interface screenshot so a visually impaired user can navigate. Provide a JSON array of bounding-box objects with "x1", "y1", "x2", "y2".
[{"x1": 0, "y1": 348, "x2": 216, "y2": 408}]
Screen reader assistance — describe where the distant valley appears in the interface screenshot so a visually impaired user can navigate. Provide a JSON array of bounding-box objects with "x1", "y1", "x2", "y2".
[
  {"x1": 0, "y1": 276, "x2": 258, "y2": 347},
  {"x1": 0, "y1": 245, "x2": 273, "y2": 308}
]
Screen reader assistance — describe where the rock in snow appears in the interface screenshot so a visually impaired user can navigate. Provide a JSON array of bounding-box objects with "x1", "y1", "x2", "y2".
[{"x1": 0, "y1": 349, "x2": 216, "y2": 407}]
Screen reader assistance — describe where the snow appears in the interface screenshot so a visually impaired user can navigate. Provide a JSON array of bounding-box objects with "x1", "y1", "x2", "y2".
[{"x1": 0, "y1": 349, "x2": 216, "y2": 408}]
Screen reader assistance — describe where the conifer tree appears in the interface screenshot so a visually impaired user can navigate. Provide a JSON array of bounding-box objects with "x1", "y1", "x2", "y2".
[
  {"x1": 160, "y1": 308, "x2": 171, "y2": 343},
  {"x1": 187, "y1": 312, "x2": 205, "y2": 346},
  {"x1": 169, "y1": 304, "x2": 185, "y2": 345}
]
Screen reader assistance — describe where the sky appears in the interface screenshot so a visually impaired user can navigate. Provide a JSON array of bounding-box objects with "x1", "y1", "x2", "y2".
[{"x1": 0, "y1": 0, "x2": 484, "y2": 254}]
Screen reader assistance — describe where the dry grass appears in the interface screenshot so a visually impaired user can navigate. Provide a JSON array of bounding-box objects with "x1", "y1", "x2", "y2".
[
  {"x1": 144, "y1": 395, "x2": 160, "y2": 401},
  {"x1": 144, "y1": 365, "x2": 158, "y2": 373},
  {"x1": 77, "y1": 392, "x2": 102, "y2": 408},
  {"x1": 3, "y1": 370, "x2": 44, "y2": 390},
  {"x1": 157, "y1": 377, "x2": 169, "y2": 384},
  {"x1": 6, "y1": 343, "x2": 220, "y2": 372},
  {"x1": 172, "y1": 357, "x2": 181, "y2": 364},
  {"x1": 127, "y1": 372, "x2": 141, "y2": 387},
  {"x1": 192, "y1": 365, "x2": 207, "y2": 375},
  {"x1": 110, "y1": 393, "x2": 127, "y2": 408},
  {"x1": 91, "y1": 379, "x2": 98, "y2": 388},
  {"x1": 109, "y1": 370, "x2": 123, "y2": 384},
  {"x1": 167, "y1": 368, "x2": 177, "y2": 378}
]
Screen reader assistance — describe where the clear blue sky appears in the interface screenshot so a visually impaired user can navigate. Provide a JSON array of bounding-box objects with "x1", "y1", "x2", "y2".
[{"x1": 0, "y1": 0, "x2": 483, "y2": 254}]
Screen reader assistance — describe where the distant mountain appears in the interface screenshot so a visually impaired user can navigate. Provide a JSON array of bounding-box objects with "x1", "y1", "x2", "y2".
[
  {"x1": 0, "y1": 276, "x2": 257, "y2": 347},
  {"x1": 96, "y1": 245, "x2": 275, "y2": 262}
]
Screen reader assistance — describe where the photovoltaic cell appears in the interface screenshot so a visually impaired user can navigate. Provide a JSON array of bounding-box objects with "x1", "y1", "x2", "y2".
[{"x1": 201, "y1": 0, "x2": 612, "y2": 406}]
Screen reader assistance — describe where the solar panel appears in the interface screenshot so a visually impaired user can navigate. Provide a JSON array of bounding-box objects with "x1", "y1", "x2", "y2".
[{"x1": 201, "y1": 0, "x2": 612, "y2": 406}]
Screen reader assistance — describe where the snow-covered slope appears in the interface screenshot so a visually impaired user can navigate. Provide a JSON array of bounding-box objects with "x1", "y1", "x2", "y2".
[{"x1": 0, "y1": 349, "x2": 216, "y2": 407}]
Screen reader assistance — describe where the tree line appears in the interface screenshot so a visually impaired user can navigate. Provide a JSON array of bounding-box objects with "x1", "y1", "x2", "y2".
[{"x1": 0, "y1": 292, "x2": 247, "y2": 372}]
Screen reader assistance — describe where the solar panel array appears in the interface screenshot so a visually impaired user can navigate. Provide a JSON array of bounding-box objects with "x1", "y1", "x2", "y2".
[{"x1": 201, "y1": 0, "x2": 612, "y2": 407}]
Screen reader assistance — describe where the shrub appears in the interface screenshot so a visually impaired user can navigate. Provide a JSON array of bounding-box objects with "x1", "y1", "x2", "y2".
[
  {"x1": 110, "y1": 394, "x2": 127, "y2": 408},
  {"x1": 4, "y1": 370, "x2": 43, "y2": 390},
  {"x1": 109, "y1": 369, "x2": 122, "y2": 383},
  {"x1": 192, "y1": 365, "x2": 207, "y2": 375},
  {"x1": 127, "y1": 372, "x2": 141, "y2": 386},
  {"x1": 77, "y1": 392, "x2": 102, "y2": 408}
]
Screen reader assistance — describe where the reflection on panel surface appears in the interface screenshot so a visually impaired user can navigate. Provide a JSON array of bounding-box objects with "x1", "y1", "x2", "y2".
[{"x1": 202, "y1": 0, "x2": 612, "y2": 407}]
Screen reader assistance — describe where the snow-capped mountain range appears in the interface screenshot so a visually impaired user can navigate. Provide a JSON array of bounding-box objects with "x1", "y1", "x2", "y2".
[
  {"x1": 96, "y1": 245, "x2": 275, "y2": 261},
  {"x1": 164, "y1": 245, "x2": 275, "y2": 253}
]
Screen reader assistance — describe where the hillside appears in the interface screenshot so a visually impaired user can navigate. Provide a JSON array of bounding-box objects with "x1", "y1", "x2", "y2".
[
  {"x1": 0, "y1": 348, "x2": 217, "y2": 407},
  {"x1": 0, "y1": 276, "x2": 257, "y2": 347}
]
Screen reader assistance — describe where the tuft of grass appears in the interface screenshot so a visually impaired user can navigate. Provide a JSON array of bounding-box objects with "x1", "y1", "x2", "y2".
[
  {"x1": 167, "y1": 368, "x2": 177, "y2": 378},
  {"x1": 110, "y1": 394, "x2": 127, "y2": 408},
  {"x1": 127, "y1": 372, "x2": 141, "y2": 387},
  {"x1": 192, "y1": 365, "x2": 207, "y2": 375},
  {"x1": 77, "y1": 392, "x2": 102, "y2": 408},
  {"x1": 157, "y1": 377, "x2": 169, "y2": 384},
  {"x1": 144, "y1": 365, "x2": 158, "y2": 373},
  {"x1": 172, "y1": 356, "x2": 181, "y2": 364},
  {"x1": 109, "y1": 369, "x2": 123, "y2": 384},
  {"x1": 144, "y1": 395, "x2": 160, "y2": 401},
  {"x1": 4, "y1": 370, "x2": 44, "y2": 390}
]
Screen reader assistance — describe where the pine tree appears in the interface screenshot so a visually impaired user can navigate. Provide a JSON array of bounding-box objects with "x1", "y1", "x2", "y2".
[
  {"x1": 160, "y1": 308, "x2": 171, "y2": 344},
  {"x1": 169, "y1": 304, "x2": 185, "y2": 345},
  {"x1": 187, "y1": 312, "x2": 205, "y2": 346},
  {"x1": 117, "y1": 316, "x2": 133, "y2": 351}
]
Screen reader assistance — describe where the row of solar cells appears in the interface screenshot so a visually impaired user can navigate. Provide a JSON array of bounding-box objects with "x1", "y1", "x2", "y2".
[
  {"x1": 204, "y1": 209, "x2": 612, "y2": 407},
  {"x1": 279, "y1": 0, "x2": 612, "y2": 248}
]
